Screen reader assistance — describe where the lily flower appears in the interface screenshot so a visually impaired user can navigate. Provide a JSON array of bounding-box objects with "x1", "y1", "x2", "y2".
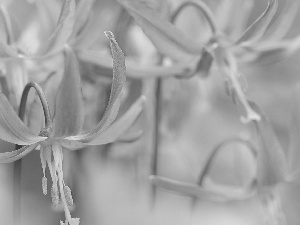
[
  {"x1": 108, "y1": 0, "x2": 300, "y2": 123},
  {"x1": 151, "y1": 96, "x2": 300, "y2": 224},
  {"x1": 0, "y1": 31, "x2": 145, "y2": 225}
]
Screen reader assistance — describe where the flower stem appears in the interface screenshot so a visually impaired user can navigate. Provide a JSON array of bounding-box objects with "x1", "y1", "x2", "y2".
[
  {"x1": 13, "y1": 82, "x2": 51, "y2": 225},
  {"x1": 151, "y1": 77, "x2": 163, "y2": 205}
]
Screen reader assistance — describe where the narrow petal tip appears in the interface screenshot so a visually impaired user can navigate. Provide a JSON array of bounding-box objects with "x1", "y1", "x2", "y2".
[{"x1": 104, "y1": 31, "x2": 115, "y2": 40}]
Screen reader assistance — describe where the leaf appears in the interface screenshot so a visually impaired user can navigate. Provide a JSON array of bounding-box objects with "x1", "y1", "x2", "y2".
[
  {"x1": 52, "y1": 46, "x2": 84, "y2": 138},
  {"x1": 250, "y1": 101, "x2": 288, "y2": 188},
  {"x1": 70, "y1": 31, "x2": 126, "y2": 140},
  {"x1": 0, "y1": 91, "x2": 46, "y2": 145},
  {"x1": 117, "y1": 0, "x2": 203, "y2": 61},
  {"x1": 76, "y1": 48, "x2": 199, "y2": 78},
  {"x1": 0, "y1": 143, "x2": 39, "y2": 163},
  {"x1": 150, "y1": 176, "x2": 255, "y2": 202},
  {"x1": 42, "y1": 0, "x2": 76, "y2": 56},
  {"x1": 76, "y1": 95, "x2": 145, "y2": 145},
  {"x1": 236, "y1": 0, "x2": 278, "y2": 44}
]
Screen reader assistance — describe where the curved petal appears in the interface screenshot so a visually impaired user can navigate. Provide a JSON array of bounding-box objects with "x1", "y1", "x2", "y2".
[
  {"x1": 150, "y1": 176, "x2": 256, "y2": 203},
  {"x1": 0, "y1": 143, "x2": 39, "y2": 163},
  {"x1": 68, "y1": 95, "x2": 145, "y2": 144},
  {"x1": 52, "y1": 46, "x2": 84, "y2": 138},
  {"x1": 236, "y1": 0, "x2": 278, "y2": 44},
  {"x1": 117, "y1": 0, "x2": 202, "y2": 61},
  {"x1": 70, "y1": 31, "x2": 126, "y2": 140},
  {"x1": 0, "y1": 92, "x2": 46, "y2": 145}
]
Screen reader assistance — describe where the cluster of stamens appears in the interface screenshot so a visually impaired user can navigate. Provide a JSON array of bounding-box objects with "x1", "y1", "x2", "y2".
[{"x1": 40, "y1": 141, "x2": 79, "y2": 225}]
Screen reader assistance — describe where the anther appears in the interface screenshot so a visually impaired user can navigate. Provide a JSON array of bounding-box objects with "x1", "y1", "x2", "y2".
[
  {"x1": 51, "y1": 186, "x2": 60, "y2": 206},
  {"x1": 42, "y1": 177, "x2": 47, "y2": 195},
  {"x1": 63, "y1": 186, "x2": 74, "y2": 206}
]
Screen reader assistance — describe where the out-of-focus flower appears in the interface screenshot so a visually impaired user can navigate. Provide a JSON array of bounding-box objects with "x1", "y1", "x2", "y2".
[
  {"x1": 0, "y1": 32, "x2": 145, "y2": 225},
  {"x1": 0, "y1": 0, "x2": 97, "y2": 105},
  {"x1": 104, "y1": 0, "x2": 300, "y2": 123},
  {"x1": 151, "y1": 92, "x2": 300, "y2": 224}
]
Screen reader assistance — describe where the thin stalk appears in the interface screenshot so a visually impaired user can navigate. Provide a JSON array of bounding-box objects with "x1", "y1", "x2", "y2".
[
  {"x1": 151, "y1": 77, "x2": 163, "y2": 206},
  {"x1": 14, "y1": 82, "x2": 51, "y2": 225}
]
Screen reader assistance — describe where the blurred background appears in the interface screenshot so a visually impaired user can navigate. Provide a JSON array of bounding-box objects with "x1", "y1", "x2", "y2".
[{"x1": 1, "y1": 0, "x2": 300, "y2": 224}]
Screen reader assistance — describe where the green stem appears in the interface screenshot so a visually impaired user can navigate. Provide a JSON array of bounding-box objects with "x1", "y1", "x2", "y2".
[
  {"x1": 14, "y1": 82, "x2": 51, "y2": 225},
  {"x1": 151, "y1": 78, "x2": 163, "y2": 205}
]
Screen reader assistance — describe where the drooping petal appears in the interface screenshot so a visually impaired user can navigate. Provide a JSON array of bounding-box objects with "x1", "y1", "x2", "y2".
[
  {"x1": 250, "y1": 102, "x2": 289, "y2": 188},
  {"x1": 69, "y1": 31, "x2": 126, "y2": 140},
  {"x1": 41, "y1": 0, "x2": 76, "y2": 56},
  {"x1": 150, "y1": 176, "x2": 256, "y2": 202},
  {"x1": 0, "y1": 92, "x2": 46, "y2": 145},
  {"x1": 70, "y1": 95, "x2": 145, "y2": 145},
  {"x1": 236, "y1": 0, "x2": 278, "y2": 44},
  {"x1": 0, "y1": 143, "x2": 39, "y2": 163},
  {"x1": 117, "y1": 0, "x2": 203, "y2": 61},
  {"x1": 76, "y1": 49, "x2": 199, "y2": 78},
  {"x1": 52, "y1": 46, "x2": 84, "y2": 138}
]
